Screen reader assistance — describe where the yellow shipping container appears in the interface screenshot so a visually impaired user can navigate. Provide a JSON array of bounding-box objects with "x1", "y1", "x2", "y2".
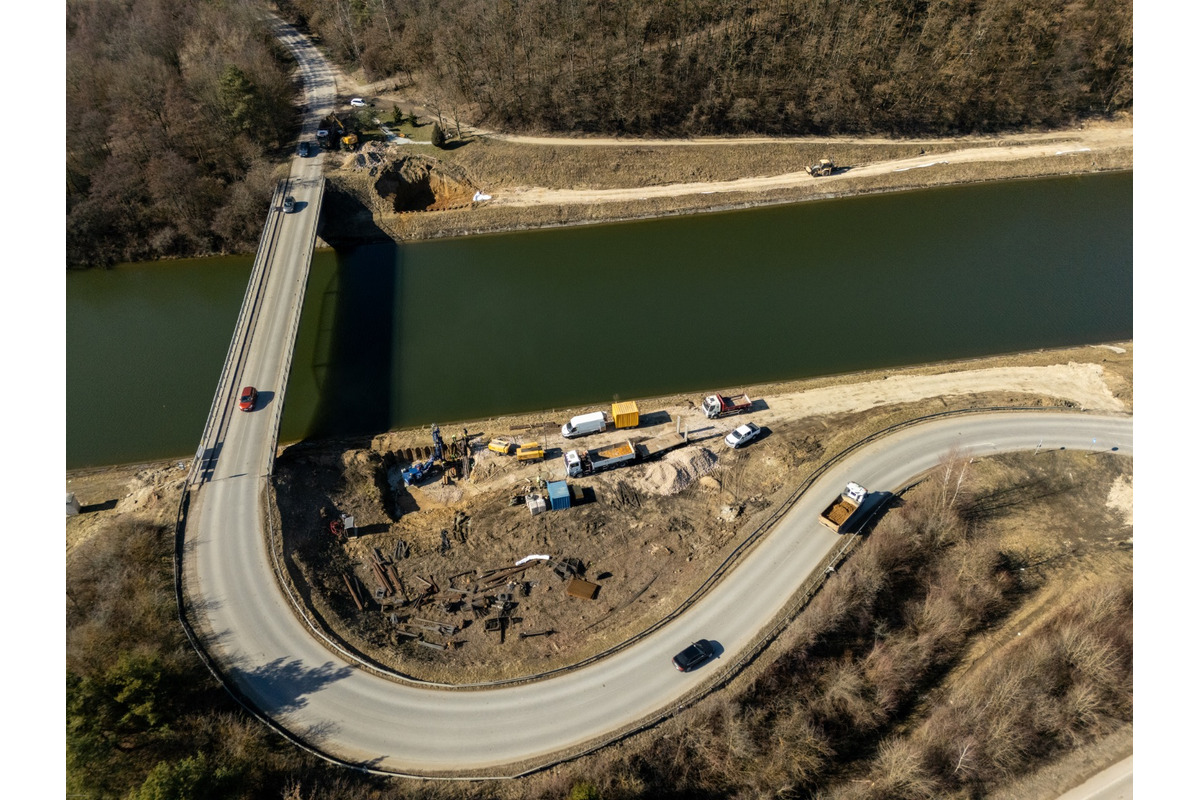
[{"x1": 611, "y1": 401, "x2": 639, "y2": 429}]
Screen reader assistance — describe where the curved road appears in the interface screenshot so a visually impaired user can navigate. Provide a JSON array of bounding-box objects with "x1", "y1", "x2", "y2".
[
  {"x1": 188, "y1": 407, "x2": 1131, "y2": 775},
  {"x1": 181, "y1": 16, "x2": 1135, "y2": 780}
]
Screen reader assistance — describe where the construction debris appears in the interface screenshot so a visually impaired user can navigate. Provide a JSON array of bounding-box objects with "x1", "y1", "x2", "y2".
[
  {"x1": 452, "y1": 511, "x2": 469, "y2": 542},
  {"x1": 343, "y1": 572, "x2": 364, "y2": 611},
  {"x1": 551, "y1": 558, "x2": 583, "y2": 581},
  {"x1": 417, "y1": 639, "x2": 448, "y2": 651},
  {"x1": 519, "y1": 629, "x2": 555, "y2": 640},
  {"x1": 566, "y1": 578, "x2": 601, "y2": 600}
]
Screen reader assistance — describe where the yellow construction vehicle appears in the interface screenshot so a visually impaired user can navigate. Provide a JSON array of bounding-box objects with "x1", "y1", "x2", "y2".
[
  {"x1": 515, "y1": 442, "x2": 545, "y2": 462},
  {"x1": 488, "y1": 438, "x2": 515, "y2": 455},
  {"x1": 341, "y1": 133, "x2": 358, "y2": 148}
]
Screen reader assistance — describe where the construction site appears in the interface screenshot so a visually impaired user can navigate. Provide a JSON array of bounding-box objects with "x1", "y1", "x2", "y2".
[
  {"x1": 272, "y1": 398, "x2": 754, "y2": 684},
  {"x1": 267, "y1": 343, "x2": 1135, "y2": 685}
]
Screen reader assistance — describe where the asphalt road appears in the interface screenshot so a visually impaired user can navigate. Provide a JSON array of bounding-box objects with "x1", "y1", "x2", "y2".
[
  {"x1": 1058, "y1": 756, "x2": 1133, "y2": 800},
  {"x1": 187, "y1": 408, "x2": 1131, "y2": 775},
  {"x1": 180, "y1": 15, "x2": 1136, "y2": 780}
]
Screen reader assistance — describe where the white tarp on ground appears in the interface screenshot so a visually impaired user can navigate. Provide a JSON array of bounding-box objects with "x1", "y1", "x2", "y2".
[{"x1": 473, "y1": 191, "x2": 492, "y2": 202}]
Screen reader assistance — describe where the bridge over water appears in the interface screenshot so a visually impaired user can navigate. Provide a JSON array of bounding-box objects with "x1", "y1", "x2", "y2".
[{"x1": 167, "y1": 14, "x2": 1136, "y2": 788}]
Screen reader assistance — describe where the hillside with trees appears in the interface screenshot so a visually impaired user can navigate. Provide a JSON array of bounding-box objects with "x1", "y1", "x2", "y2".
[
  {"x1": 66, "y1": 0, "x2": 1131, "y2": 269},
  {"x1": 66, "y1": 0, "x2": 298, "y2": 269},
  {"x1": 279, "y1": 0, "x2": 1132, "y2": 136}
]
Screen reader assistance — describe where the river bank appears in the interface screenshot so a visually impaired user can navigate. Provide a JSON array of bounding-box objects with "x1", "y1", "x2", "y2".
[
  {"x1": 68, "y1": 339, "x2": 1133, "y2": 574},
  {"x1": 317, "y1": 114, "x2": 1132, "y2": 245},
  {"x1": 264, "y1": 340, "x2": 1131, "y2": 686}
]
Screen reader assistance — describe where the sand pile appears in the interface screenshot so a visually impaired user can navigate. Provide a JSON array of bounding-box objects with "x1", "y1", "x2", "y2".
[{"x1": 635, "y1": 446, "x2": 718, "y2": 496}]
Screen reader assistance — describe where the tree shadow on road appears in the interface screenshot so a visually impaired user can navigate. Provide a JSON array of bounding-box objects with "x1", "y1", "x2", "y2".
[{"x1": 228, "y1": 657, "x2": 356, "y2": 716}]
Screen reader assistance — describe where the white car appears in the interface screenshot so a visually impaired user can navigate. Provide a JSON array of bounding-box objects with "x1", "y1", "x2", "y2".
[
  {"x1": 350, "y1": 98, "x2": 366, "y2": 107},
  {"x1": 724, "y1": 422, "x2": 762, "y2": 449}
]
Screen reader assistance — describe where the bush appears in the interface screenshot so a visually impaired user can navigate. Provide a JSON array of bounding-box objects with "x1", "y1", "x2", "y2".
[
  {"x1": 431, "y1": 123, "x2": 446, "y2": 148},
  {"x1": 567, "y1": 782, "x2": 601, "y2": 800}
]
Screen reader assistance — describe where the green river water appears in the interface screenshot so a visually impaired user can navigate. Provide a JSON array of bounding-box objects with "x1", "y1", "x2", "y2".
[{"x1": 66, "y1": 172, "x2": 1132, "y2": 469}]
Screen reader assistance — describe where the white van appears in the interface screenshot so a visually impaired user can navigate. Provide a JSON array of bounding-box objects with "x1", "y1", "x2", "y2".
[{"x1": 561, "y1": 411, "x2": 608, "y2": 439}]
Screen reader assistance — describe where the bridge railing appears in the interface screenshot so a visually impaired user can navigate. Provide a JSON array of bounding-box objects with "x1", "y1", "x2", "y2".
[
  {"x1": 264, "y1": 177, "x2": 325, "y2": 478},
  {"x1": 188, "y1": 180, "x2": 289, "y2": 486}
]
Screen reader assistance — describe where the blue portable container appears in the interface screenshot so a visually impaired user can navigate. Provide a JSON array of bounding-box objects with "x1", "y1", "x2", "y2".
[{"x1": 547, "y1": 480, "x2": 571, "y2": 511}]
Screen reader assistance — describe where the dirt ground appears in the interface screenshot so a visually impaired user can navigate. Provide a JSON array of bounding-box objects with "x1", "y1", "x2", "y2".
[
  {"x1": 62, "y1": 60, "x2": 1137, "y2": 793},
  {"x1": 260, "y1": 343, "x2": 1132, "y2": 685},
  {"x1": 65, "y1": 344, "x2": 1133, "y2": 796},
  {"x1": 66, "y1": 344, "x2": 1132, "y2": 673},
  {"x1": 316, "y1": 75, "x2": 1131, "y2": 245}
]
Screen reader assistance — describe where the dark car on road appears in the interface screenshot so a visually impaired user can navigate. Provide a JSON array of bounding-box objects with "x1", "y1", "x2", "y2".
[
  {"x1": 672, "y1": 639, "x2": 714, "y2": 672},
  {"x1": 238, "y1": 386, "x2": 258, "y2": 412},
  {"x1": 298, "y1": 141, "x2": 309, "y2": 157},
  {"x1": 283, "y1": 195, "x2": 296, "y2": 213}
]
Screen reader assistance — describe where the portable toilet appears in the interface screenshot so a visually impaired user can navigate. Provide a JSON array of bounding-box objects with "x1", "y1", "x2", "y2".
[
  {"x1": 547, "y1": 480, "x2": 571, "y2": 511},
  {"x1": 66, "y1": 492, "x2": 81, "y2": 516},
  {"x1": 612, "y1": 400, "x2": 639, "y2": 429}
]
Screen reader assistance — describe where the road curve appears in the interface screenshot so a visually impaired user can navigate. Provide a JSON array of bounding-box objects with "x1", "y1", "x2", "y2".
[
  {"x1": 179, "y1": 15, "x2": 1135, "y2": 780},
  {"x1": 186, "y1": 408, "x2": 1131, "y2": 776}
]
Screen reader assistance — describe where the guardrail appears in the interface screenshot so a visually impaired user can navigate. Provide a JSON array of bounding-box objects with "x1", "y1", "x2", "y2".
[
  {"x1": 265, "y1": 178, "x2": 325, "y2": 478},
  {"x1": 177, "y1": 371, "x2": 1123, "y2": 777},
  {"x1": 242, "y1": 405, "x2": 1120, "y2": 779},
  {"x1": 176, "y1": 246, "x2": 1129, "y2": 781},
  {"x1": 188, "y1": 180, "x2": 290, "y2": 487},
  {"x1": 172, "y1": 179, "x2": 357, "y2": 776},
  {"x1": 265, "y1": 404, "x2": 1082, "y2": 692}
]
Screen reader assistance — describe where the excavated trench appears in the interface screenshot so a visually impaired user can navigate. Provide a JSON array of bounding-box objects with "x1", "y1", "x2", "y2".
[{"x1": 373, "y1": 154, "x2": 478, "y2": 213}]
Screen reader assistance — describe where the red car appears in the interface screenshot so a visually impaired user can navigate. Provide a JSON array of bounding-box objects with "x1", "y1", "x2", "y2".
[{"x1": 238, "y1": 386, "x2": 258, "y2": 412}]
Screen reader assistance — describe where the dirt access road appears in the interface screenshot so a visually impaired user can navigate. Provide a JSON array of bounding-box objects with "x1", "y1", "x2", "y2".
[
  {"x1": 333, "y1": 64, "x2": 1131, "y2": 220},
  {"x1": 479, "y1": 123, "x2": 1132, "y2": 207}
]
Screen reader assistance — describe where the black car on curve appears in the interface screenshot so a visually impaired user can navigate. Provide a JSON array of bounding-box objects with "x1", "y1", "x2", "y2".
[{"x1": 672, "y1": 639, "x2": 714, "y2": 672}]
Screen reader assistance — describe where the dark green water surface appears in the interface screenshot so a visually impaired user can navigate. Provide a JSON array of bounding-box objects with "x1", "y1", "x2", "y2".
[{"x1": 67, "y1": 172, "x2": 1131, "y2": 469}]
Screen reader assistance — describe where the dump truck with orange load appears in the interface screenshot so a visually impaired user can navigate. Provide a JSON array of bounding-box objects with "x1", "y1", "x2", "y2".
[
  {"x1": 563, "y1": 440, "x2": 637, "y2": 478},
  {"x1": 818, "y1": 482, "x2": 868, "y2": 533}
]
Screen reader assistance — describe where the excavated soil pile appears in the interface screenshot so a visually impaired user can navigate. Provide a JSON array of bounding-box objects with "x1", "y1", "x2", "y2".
[
  {"x1": 635, "y1": 446, "x2": 719, "y2": 496},
  {"x1": 372, "y1": 154, "x2": 478, "y2": 213}
]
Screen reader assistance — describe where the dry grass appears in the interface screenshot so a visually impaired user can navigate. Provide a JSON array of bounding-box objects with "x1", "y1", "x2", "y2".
[
  {"x1": 65, "y1": 343, "x2": 1134, "y2": 796},
  {"x1": 322, "y1": 132, "x2": 1130, "y2": 244},
  {"x1": 534, "y1": 451, "x2": 1132, "y2": 800}
]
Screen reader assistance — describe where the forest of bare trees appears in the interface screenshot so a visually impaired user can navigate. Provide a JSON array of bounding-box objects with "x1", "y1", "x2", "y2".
[
  {"x1": 66, "y1": 0, "x2": 1131, "y2": 268},
  {"x1": 66, "y1": 0, "x2": 298, "y2": 269},
  {"x1": 280, "y1": 0, "x2": 1132, "y2": 137}
]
